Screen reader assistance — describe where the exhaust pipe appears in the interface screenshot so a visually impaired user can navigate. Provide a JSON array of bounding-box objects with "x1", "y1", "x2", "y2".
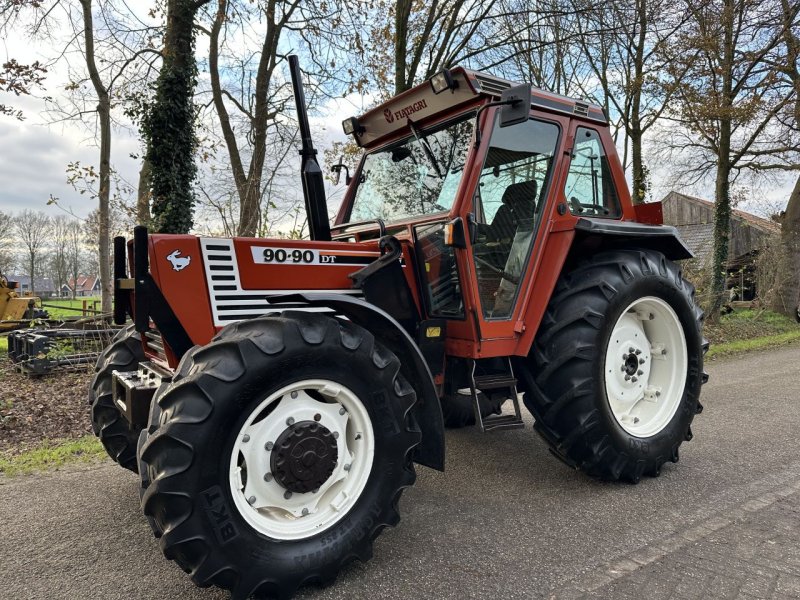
[{"x1": 288, "y1": 55, "x2": 331, "y2": 242}]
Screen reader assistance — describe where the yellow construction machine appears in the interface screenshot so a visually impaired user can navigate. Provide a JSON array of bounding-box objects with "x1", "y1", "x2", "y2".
[{"x1": 0, "y1": 272, "x2": 43, "y2": 332}]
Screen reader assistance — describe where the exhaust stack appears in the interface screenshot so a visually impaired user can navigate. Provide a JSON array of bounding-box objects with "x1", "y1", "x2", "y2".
[{"x1": 289, "y1": 55, "x2": 331, "y2": 242}]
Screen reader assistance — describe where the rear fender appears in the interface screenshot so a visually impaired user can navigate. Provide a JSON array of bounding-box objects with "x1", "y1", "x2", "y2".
[
  {"x1": 271, "y1": 292, "x2": 445, "y2": 472},
  {"x1": 572, "y1": 218, "x2": 693, "y2": 261}
]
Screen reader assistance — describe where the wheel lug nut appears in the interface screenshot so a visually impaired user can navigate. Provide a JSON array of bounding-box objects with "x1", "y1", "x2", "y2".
[
  {"x1": 265, "y1": 441, "x2": 274, "y2": 451},
  {"x1": 291, "y1": 391, "x2": 298, "y2": 399},
  {"x1": 339, "y1": 407, "x2": 346, "y2": 415},
  {"x1": 629, "y1": 347, "x2": 635, "y2": 353},
  {"x1": 302, "y1": 508, "x2": 309, "y2": 516},
  {"x1": 623, "y1": 353, "x2": 629, "y2": 360},
  {"x1": 621, "y1": 366, "x2": 626, "y2": 372},
  {"x1": 635, "y1": 349, "x2": 641, "y2": 355},
  {"x1": 631, "y1": 377, "x2": 638, "y2": 383},
  {"x1": 286, "y1": 417, "x2": 295, "y2": 426},
  {"x1": 333, "y1": 431, "x2": 340, "y2": 439},
  {"x1": 639, "y1": 357, "x2": 645, "y2": 364},
  {"x1": 284, "y1": 490, "x2": 292, "y2": 500},
  {"x1": 242, "y1": 434, "x2": 250, "y2": 443},
  {"x1": 344, "y1": 463, "x2": 351, "y2": 472},
  {"x1": 264, "y1": 472, "x2": 273, "y2": 482},
  {"x1": 624, "y1": 374, "x2": 631, "y2": 381},
  {"x1": 637, "y1": 370, "x2": 643, "y2": 376},
  {"x1": 314, "y1": 413, "x2": 321, "y2": 422},
  {"x1": 248, "y1": 496, "x2": 256, "y2": 505}
]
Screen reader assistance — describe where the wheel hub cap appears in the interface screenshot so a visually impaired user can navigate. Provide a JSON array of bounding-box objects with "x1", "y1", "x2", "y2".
[
  {"x1": 604, "y1": 297, "x2": 688, "y2": 437},
  {"x1": 271, "y1": 421, "x2": 338, "y2": 493}
]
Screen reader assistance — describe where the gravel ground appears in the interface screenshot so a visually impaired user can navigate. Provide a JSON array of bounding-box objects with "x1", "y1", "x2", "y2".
[{"x1": 0, "y1": 358, "x2": 93, "y2": 455}]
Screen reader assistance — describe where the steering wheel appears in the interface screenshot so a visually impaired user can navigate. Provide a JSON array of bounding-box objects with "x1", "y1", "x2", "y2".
[{"x1": 569, "y1": 197, "x2": 609, "y2": 216}]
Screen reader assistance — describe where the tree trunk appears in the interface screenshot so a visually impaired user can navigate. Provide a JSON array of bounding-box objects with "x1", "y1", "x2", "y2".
[
  {"x1": 709, "y1": 159, "x2": 731, "y2": 321},
  {"x1": 707, "y1": 0, "x2": 735, "y2": 324},
  {"x1": 136, "y1": 158, "x2": 152, "y2": 226},
  {"x1": 394, "y1": 0, "x2": 412, "y2": 94},
  {"x1": 771, "y1": 176, "x2": 800, "y2": 317},
  {"x1": 28, "y1": 251, "x2": 35, "y2": 297},
  {"x1": 80, "y1": 0, "x2": 112, "y2": 314},
  {"x1": 630, "y1": 128, "x2": 645, "y2": 204},
  {"x1": 145, "y1": 0, "x2": 209, "y2": 234},
  {"x1": 629, "y1": 0, "x2": 647, "y2": 205}
]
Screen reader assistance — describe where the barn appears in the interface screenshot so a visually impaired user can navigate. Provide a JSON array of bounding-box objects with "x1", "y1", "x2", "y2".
[{"x1": 661, "y1": 191, "x2": 781, "y2": 300}]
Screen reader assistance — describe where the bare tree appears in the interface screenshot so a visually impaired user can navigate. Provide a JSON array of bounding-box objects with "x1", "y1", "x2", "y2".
[
  {"x1": 67, "y1": 219, "x2": 83, "y2": 300},
  {"x1": 207, "y1": 0, "x2": 300, "y2": 237},
  {"x1": 15, "y1": 210, "x2": 50, "y2": 296},
  {"x1": 78, "y1": 0, "x2": 112, "y2": 313},
  {"x1": 0, "y1": 210, "x2": 14, "y2": 273},
  {"x1": 769, "y1": 0, "x2": 800, "y2": 317},
  {"x1": 660, "y1": 0, "x2": 794, "y2": 320},
  {"x1": 49, "y1": 215, "x2": 72, "y2": 296}
]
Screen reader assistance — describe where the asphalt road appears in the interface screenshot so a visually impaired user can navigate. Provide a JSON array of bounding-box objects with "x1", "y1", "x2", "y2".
[{"x1": 2, "y1": 345, "x2": 800, "y2": 600}]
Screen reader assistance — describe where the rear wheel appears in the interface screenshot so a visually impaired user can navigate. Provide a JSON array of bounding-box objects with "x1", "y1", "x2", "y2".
[
  {"x1": 88, "y1": 323, "x2": 144, "y2": 472},
  {"x1": 518, "y1": 249, "x2": 705, "y2": 482},
  {"x1": 138, "y1": 312, "x2": 420, "y2": 599}
]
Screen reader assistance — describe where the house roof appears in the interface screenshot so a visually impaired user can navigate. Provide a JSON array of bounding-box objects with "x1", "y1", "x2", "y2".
[
  {"x1": 66, "y1": 275, "x2": 99, "y2": 292},
  {"x1": 664, "y1": 192, "x2": 781, "y2": 234},
  {"x1": 661, "y1": 191, "x2": 781, "y2": 264},
  {"x1": 8, "y1": 275, "x2": 56, "y2": 292},
  {"x1": 675, "y1": 223, "x2": 715, "y2": 262}
]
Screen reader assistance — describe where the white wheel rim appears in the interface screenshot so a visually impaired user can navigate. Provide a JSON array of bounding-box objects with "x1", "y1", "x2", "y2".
[
  {"x1": 228, "y1": 379, "x2": 374, "y2": 541},
  {"x1": 604, "y1": 296, "x2": 688, "y2": 438}
]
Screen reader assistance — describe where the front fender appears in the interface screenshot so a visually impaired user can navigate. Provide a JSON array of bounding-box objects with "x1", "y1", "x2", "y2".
[{"x1": 270, "y1": 293, "x2": 445, "y2": 472}]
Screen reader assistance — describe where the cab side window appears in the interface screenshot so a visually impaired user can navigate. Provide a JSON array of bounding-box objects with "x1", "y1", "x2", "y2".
[{"x1": 564, "y1": 128, "x2": 621, "y2": 217}]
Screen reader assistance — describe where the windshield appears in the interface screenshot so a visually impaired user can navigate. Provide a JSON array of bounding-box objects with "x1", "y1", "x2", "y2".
[{"x1": 347, "y1": 115, "x2": 474, "y2": 224}]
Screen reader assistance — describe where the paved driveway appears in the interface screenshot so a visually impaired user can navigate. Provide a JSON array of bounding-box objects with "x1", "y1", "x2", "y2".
[{"x1": 2, "y1": 345, "x2": 800, "y2": 599}]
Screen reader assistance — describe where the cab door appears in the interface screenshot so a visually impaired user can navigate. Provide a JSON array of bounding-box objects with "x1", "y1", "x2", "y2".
[{"x1": 450, "y1": 111, "x2": 566, "y2": 354}]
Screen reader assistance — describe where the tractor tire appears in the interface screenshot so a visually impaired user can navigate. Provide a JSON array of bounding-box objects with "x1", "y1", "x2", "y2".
[
  {"x1": 88, "y1": 323, "x2": 145, "y2": 472},
  {"x1": 440, "y1": 390, "x2": 503, "y2": 428},
  {"x1": 138, "y1": 312, "x2": 420, "y2": 599},
  {"x1": 517, "y1": 249, "x2": 706, "y2": 483}
]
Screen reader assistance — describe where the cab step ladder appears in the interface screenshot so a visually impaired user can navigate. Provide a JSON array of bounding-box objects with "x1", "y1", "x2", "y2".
[{"x1": 469, "y1": 357, "x2": 524, "y2": 432}]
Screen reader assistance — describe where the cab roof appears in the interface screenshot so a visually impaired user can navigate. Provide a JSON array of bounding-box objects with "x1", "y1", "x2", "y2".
[{"x1": 350, "y1": 67, "x2": 607, "y2": 149}]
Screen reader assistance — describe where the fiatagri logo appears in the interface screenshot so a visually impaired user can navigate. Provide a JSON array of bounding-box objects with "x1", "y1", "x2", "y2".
[{"x1": 384, "y1": 99, "x2": 428, "y2": 123}]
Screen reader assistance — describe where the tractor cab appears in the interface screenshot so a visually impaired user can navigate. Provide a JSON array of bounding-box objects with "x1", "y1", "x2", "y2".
[{"x1": 330, "y1": 68, "x2": 640, "y2": 361}]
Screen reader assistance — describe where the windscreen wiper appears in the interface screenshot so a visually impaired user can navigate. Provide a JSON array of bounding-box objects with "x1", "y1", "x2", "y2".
[{"x1": 407, "y1": 119, "x2": 443, "y2": 178}]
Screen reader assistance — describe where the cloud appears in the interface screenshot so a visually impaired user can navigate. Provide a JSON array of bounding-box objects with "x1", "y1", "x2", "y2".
[{"x1": 0, "y1": 95, "x2": 142, "y2": 219}]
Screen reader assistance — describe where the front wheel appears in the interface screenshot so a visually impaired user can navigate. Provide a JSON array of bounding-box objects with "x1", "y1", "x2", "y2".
[
  {"x1": 518, "y1": 249, "x2": 706, "y2": 482},
  {"x1": 138, "y1": 312, "x2": 420, "y2": 599},
  {"x1": 88, "y1": 323, "x2": 144, "y2": 472}
]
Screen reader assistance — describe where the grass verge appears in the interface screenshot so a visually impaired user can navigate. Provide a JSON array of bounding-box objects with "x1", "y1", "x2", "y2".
[
  {"x1": 705, "y1": 309, "x2": 800, "y2": 359},
  {"x1": 40, "y1": 297, "x2": 102, "y2": 319},
  {"x1": 0, "y1": 435, "x2": 105, "y2": 477},
  {"x1": 706, "y1": 329, "x2": 800, "y2": 359},
  {"x1": 0, "y1": 337, "x2": 7, "y2": 353}
]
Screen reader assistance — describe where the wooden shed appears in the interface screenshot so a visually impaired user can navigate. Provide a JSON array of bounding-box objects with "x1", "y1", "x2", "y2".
[{"x1": 660, "y1": 191, "x2": 781, "y2": 299}]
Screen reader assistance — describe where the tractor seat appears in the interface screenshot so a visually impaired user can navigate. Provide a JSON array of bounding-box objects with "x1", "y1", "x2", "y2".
[{"x1": 488, "y1": 179, "x2": 538, "y2": 242}]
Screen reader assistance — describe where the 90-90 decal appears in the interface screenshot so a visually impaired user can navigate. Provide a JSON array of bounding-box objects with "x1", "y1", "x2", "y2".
[{"x1": 250, "y1": 247, "x2": 379, "y2": 266}]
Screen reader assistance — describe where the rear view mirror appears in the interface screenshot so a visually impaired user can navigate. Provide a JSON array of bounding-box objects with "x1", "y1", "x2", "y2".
[
  {"x1": 499, "y1": 84, "x2": 531, "y2": 127},
  {"x1": 330, "y1": 155, "x2": 351, "y2": 185}
]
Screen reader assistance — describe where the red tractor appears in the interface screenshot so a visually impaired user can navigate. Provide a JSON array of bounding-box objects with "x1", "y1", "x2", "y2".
[{"x1": 90, "y1": 56, "x2": 706, "y2": 599}]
